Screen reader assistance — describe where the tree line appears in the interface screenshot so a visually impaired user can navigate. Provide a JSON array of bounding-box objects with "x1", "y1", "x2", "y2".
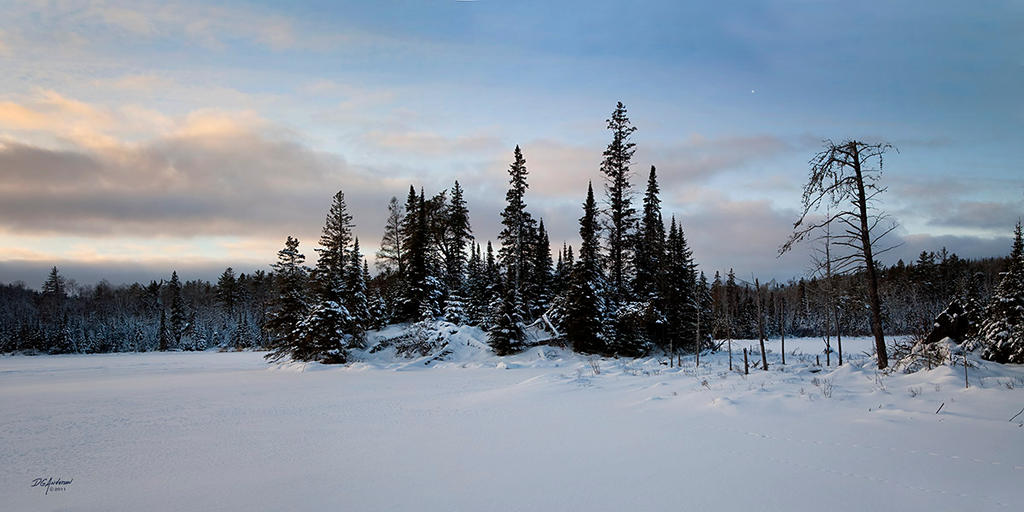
[{"x1": 1, "y1": 102, "x2": 1021, "y2": 365}]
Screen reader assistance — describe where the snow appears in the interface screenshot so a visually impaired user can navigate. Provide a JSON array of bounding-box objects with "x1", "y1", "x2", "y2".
[{"x1": 2, "y1": 331, "x2": 1023, "y2": 511}]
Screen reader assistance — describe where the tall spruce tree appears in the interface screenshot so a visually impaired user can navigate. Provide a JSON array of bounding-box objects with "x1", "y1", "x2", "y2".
[
  {"x1": 403, "y1": 189, "x2": 442, "y2": 320},
  {"x1": 40, "y1": 266, "x2": 66, "y2": 320},
  {"x1": 216, "y1": 267, "x2": 237, "y2": 316},
  {"x1": 634, "y1": 166, "x2": 666, "y2": 301},
  {"x1": 497, "y1": 145, "x2": 537, "y2": 319},
  {"x1": 302, "y1": 190, "x2": 356, "y2": 363},
  {"x1": 264, "y1": 236, "x2": 310, "y2": 362},
  {"x1": 399, "y1": 185, "x2": 419, "y2": 282},
  {"x1": 313, "y1": 190, "x2": 354, "y2": 297},
  {"x1": 600, "y1": 101, "x2": 638, "y2": 307},
  {"x1": 168, "y1": 271, "x2": 186, "y2": 348},
  {"x1": 562, "y1": 183, "x2": 610, "y2": 354},
  {"x1": 664, "y1": 217, "x2": 697, "y2": 352},
  {"x1": 444, "y1": 180, "x2": 472, "y2": 290},
  {"x1": 443, "y1": 181, "x2": 472, "y2": 322}
]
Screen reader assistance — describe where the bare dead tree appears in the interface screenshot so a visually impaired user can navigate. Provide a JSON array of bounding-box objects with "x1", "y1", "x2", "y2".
[{"x1": 780, "y1": 140, "x2": 898, "y2": 369}]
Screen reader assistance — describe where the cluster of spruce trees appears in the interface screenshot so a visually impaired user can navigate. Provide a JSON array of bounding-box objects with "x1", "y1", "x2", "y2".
[{"x1": 260, "y1": 103, "x2": 710, "y2": 362}]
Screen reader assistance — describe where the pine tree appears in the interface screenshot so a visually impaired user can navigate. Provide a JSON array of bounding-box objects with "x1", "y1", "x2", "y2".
[
  {"x1": 528, "y1": 218, "x2": 553, "y2": 318},
  {"x1": 497, "y1": 146, "x2": 537, "y2": 319},
  {"x1": 479, "y1": 241, "x2": 500, "y2": 328},
  {"x1": 216, "y1": 267, "x2": 238, "y2": 316},
  {"x1": 562, "y1": 183, "x2": 610, "y2": 354},
  {"x1": 600, "y1": 101, "x2": 638, "y2": 307},
  {"x1": 265, "y1": 236, "x2": 310, "y2": 362},
  {"x1": 697, "y1": 271, "x2": 714, "y2": 350},
  {"x1": 465, "y1": 242, "x2": 485, "y2": 325},
  {"x1": 376, "y1": 196, "x2": 405, "y2": 275},
  {"x1": 39, "y1": 267, "x2": 67, "y2": 337},
  {"x1": 158, "y1": 308, "x2": 171, "y2": 351},
  {"x1": 168, "y1": 271, "x2": 186, "y2": 348},
  {"x1": 444, "y1": 180, "x2": 472, "y2": 291},
  {"x1": 978, "y1": 221, "x2": 1024, "y2": 363},
  {"x1": 403, "y1": 189, "x2": 443, "y2": 320},
  {"x1": 313, "y1": 190, "x2": 354, "y2": 298},
  {"x1": 488, "y1": 277, "x2": 526, "y2": 355},
  {"x1": 443, "y1": 181, "x2": 472, "y2": 322},
  {"x1": 303, "y1": 190, "x2": 357, "y2": 362},
  {"x1": 344, "y1": 238, "x2": 370, "y2": 348},
  {"x1": 399, "y1": 185, "x2": 420, "y2": 283},
  {"x1": 364, "y1": 260, "x2": 387, "y2": 330},
  {"x1": 663, "y1": 218, "x2": 697, "y2": 351},
  {"x1": 633, "y1": 166, "x2": 666, "y2": 301}
]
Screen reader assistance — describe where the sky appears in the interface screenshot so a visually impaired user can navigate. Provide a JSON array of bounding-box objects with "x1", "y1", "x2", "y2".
[{"x1": 0, "y1": 0, "x2": 1022, "y2": 289}]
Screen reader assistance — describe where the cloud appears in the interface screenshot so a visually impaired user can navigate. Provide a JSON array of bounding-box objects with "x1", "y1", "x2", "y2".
[
  {"x1": 683, "y1": 197, "x2": 805, "y2": 281},
  {"x1": 640, "y1": 134, "x2": 795, "y2": 187},
  {"x1": 0, "y1": 113, "x2": 391, "y2": 239},
  {"x1": 890, "y1": 175, "x2": 1024, "y2": 235},
  {"x1": 926, "y1": 201, "x2": 1024, "y2": 231},
  {"x1": 886, "y1": 233, "x2": 1014, "y2": 264},
  {"x1": 0, "y1": 89, "x2": 152, "y2": 147},
  {"x1": 19, "y1": 1, "x2": 300, "y2": 51},
  {"x1": 363, "y1": 130, "x2": 502, "y2": 156},
  {"x1": 0, "y1": 29, "x2": 10, "y2": 57}
]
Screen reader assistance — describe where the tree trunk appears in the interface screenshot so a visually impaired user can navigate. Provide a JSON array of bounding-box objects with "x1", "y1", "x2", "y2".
[
  {"x1": 852, "y1": 142, "x2": 889, "y2": 369},
  {"x1": 756, "y1": 279, "x2": 767, "y2": 370},
  {"x1": 835, "y1": 307, "x2": 843, "y2": 366},
  {"x1": 780, "y1": 300, "x2": 786, "y2": 365}
]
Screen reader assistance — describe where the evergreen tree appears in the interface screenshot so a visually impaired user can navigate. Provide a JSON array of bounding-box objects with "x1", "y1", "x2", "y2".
[
  {"x1": 978, "y1": 221, "x2": 1024, "y2": 363},
  {"x1": 465, "y1": 242, "x2": 485, "y2": 325},
  {"x1": 403, "y1": 189, "x2": 443, "y2": 320},
  {"x1": 444, "y1": 180, "x2": 472, "y2": 291},
  {"x1": 480, "y1": 241, "x2": 500, "y2": 328},
  {"x1": 561, "y1": 183, "x2": 610, "y2": 354},
  {"x1": 158, "y1": 308, "x2": 170, "y2": 351},
  {"x1": 344, "y1": 238, "x2": 370, "y2": 348},
  {"x1": 443, "y1": 181, "x2": 472, "y2": 322},
  {"x1": 528, "y1": 218, "x2": 553, "y2": 318},
  {"x1": 633, "y1": 166, "x2": 666, "y2": 301},
  {"x1": 265, "y1": 236, "x2": 310, "y2": 362},
  {"x1": 313, "y1": 190, "x2": 354, "y2": 297},
  {"x1": 215, "y1": 267, "x2": 237, "y2": 316},
  {"x1": 600, "y1": 101, "x2": 638, "y2": 306},
  {"x1": 399, "y1": 185, "x2": 420, "y2": 282},
  {"x1": 168, "y1": 271, "x2": 186, "y2": 348},
  {"x1": 488, "y1": 277, "x2": 526, "y2": 355},
  {"x1": 663, "y1": 218, "x2": 697, "y2": 352},
  {"x1": 697, "y1": 271, "x2": 714, "y2": 349},
  {"x1": 39, "y1": 267, "x2": 67, "y2": 349},
  {"x1": 303, "y1": 190, "x2": 357, "y2": 362},
  {"x1": 376, "y1": 196, "x2": 405, "y2": 275},
  {"x1": 497, "y1": 145, "x2": 537, "y2": 319},
  {"x1": 40, "y1": 266, "x2": 66, "y2": 322},
  {"x1": 553, "y1": 245, "x2": 566, "y2": 298}
]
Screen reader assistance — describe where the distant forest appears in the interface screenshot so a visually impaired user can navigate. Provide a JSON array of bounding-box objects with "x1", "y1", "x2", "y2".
[{"x1": 0, "y1": 103, "x2": 1018, "y2": 362}]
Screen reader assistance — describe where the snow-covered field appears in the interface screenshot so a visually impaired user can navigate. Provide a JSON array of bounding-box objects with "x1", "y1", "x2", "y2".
[{"x1": 2, "y1": 333, "x2": 1022, "y2": 511}]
